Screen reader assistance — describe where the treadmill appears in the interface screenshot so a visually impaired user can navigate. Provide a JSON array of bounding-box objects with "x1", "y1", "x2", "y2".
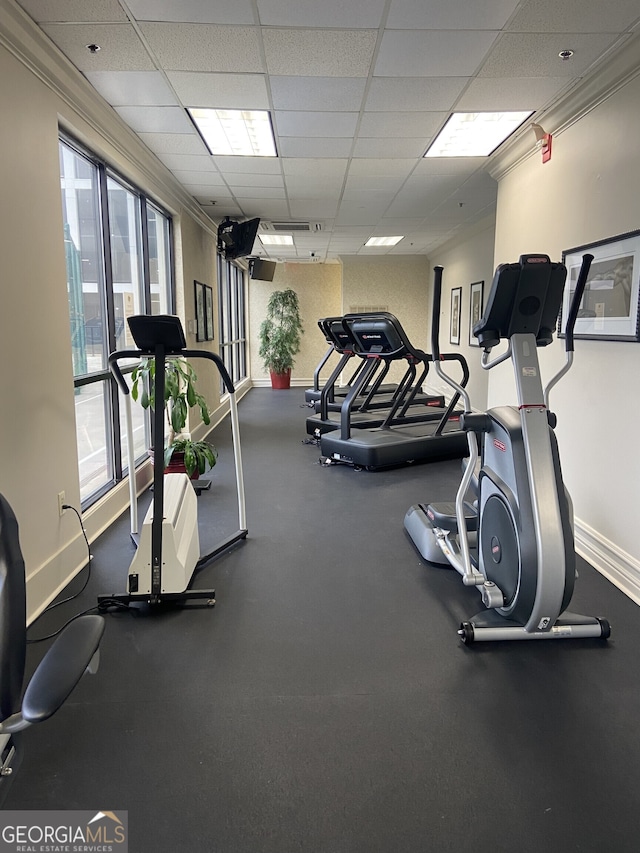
[
  {"x1": 319, "y1": 313, "x2": 469, "y2": 469},
  {"x1": 306, "y1": 316, "x2": 447, "y2": 437},
  {"x1": 305, "y1": 313, "x2": 444, "y2": 418}
]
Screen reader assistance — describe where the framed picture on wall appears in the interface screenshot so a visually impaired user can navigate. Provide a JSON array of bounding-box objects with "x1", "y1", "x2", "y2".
[
  {"x1": 204, "y1": 284, "x2": 214, "y2": 341},
  {"x1": 450, "y1": 287, "x2": 461, "y2": 346},
  {"x1": 194, "y1": 280, "x2": 206, "y2": 342},
  {"x1": 469, "y1": 280, "x2": 484, "y2": 346},
  {"x1": 559, "y1": 230, "x2": 640, "y2": 342}
]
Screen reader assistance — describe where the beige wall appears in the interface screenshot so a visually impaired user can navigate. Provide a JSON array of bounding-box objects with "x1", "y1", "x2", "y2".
[
  {"x1": 0, "y1": 13, "x2": 230, "y2": 620},
  {"x1": 248, "y1": 261, "x2": 342, "y2": 383},
  {"x1": 341, "y1": 255, "x2": 431, "y2": 385},
  {"x1": 491, "y1": 72, "x2": 640, "y2": 598}
]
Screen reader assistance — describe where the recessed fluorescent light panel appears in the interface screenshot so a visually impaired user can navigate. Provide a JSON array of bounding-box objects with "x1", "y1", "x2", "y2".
[
  {"x1": 188, "y1": 108, "x2": 277, "y2": 157},
  {"x1": 259, "y1": 235, "x2": 294, "y2": 246},
  {"x1": 364, "y1": 236, "x2": 404, "y2": 247},
  {"x1": 425, "y1": 111, "x2": 533, "y2": 157}
]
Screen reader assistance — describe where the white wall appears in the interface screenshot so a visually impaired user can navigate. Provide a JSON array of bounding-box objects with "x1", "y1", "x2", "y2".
[
  {"x1": 491, "y1": 70, "x2": 640, "y2": 600},
  {"x1": 429, "y1": 215, "x2": 496, "y2": 410}
]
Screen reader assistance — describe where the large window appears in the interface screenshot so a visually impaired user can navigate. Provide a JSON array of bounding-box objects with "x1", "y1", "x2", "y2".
[
  {"x1": 217, "y1": 254, "x2": 247, "y2": 389},
  {"x1": 60, "y1": 137, "x2": 173, "y2": 505}
]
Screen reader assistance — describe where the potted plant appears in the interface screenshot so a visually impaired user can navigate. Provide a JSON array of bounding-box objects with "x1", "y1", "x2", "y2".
[
  {"x1": 258, "y1": 288, "x2": 304, "y2": 389},
  {"x1": 130, "y1": 357, "x2": 217, "y2": 479}
]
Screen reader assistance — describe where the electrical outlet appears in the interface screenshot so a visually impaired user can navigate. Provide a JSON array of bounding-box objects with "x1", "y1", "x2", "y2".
[{"x1": 57, "y1": 491, "x2": 66, "y2": 517}]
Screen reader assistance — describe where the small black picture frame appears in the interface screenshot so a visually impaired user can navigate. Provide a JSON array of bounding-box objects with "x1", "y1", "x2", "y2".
[
  {"x1": 193, "y1": 279, "x2": 213, "y2": 342},
  {"x1": 204, "y1": 284, "x2": 214, "y2": 341},
  {"x1": 469, "y1": 280, "x2": 484, "y2": 346},
  {"x1": 194, "y1": 280, "x2": 206, "y2": 342},
  {"x1": 450, "y1": 287, "x2": 461, "y2": 346}
]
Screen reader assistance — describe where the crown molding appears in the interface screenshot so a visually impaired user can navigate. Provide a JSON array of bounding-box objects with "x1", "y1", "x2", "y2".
[
  {"x1": 0, "y1": 0, "x2": 218, "y2": 237},
  {"x1": 488, "y1": 30, "x2": 640, "y2": 182}
]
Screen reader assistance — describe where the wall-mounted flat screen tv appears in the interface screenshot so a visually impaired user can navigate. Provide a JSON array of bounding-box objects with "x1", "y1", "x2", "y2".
[
  {"x1": 218, "y1": 217, "x2": 260, "y2": 260},
  {"x1": 249, "y1": 258, "x2": 277, "y2": 281}
]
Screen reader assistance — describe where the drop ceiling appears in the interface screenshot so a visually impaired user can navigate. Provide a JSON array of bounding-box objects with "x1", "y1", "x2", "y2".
[{"x1": 14, "y1": 0, "x2": 640, "y2": 261}]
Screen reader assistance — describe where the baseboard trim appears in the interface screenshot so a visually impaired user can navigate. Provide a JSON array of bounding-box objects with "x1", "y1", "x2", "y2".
[
  {"x1": 575, "y1": 519, "x2": 640, "y2": 606},
  {"x1": 251, "y1": 378, "x2": 309, "y2": 388}
]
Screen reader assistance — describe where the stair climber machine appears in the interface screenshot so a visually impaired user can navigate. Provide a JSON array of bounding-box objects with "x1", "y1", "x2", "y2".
[
  {"x1": 98, "y1": 314, "x2": 247, "y2": 609},
  {"x1": 404, "y1": 255, "x2": 610, "y2": 644}
]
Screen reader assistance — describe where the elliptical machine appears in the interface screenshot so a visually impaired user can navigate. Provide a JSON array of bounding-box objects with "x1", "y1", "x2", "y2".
[{"x1": 404, "y1": 254, "x2": 610, "y2": 643}]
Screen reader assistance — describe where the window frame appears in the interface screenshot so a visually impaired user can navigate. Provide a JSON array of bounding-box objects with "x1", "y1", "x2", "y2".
[
  {"x1": 217, "y1": 253, "x2": 248, "y2": 392},
  {"x1": 60, "y1": 133, "x2": 175, "y2": 508}
]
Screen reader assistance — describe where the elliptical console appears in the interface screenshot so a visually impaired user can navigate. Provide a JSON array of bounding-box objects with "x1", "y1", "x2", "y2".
[{"x1": 404, "y1": 254, "x2": 610, "y2": 643}]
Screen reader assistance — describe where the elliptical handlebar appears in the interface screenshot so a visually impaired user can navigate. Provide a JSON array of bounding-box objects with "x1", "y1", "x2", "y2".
[
  {"x1": 430, "y1": 266, "x2": 472, "y2": 413},
  {"x1": 543, "y1": 252, "x2": 593, "y2": 409},
  {"x1": 563, "y1": 253, "x2": 593, "y2": 352},
  {"x1": 431, "y1": 266, "x2": 444, "y2": 361}
]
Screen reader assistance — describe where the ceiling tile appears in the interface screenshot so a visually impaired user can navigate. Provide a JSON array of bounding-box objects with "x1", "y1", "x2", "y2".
[
  {"x1": 84, "y1": 71, "x2": 178, "y2": 105},
  {"x1": 507, "y1": 0, "x2": 640, "y2": 33},
  {"x1": 41, "y1": 24, "x2": 154, "y2": 71},
  {"x1": 166, "y1": 72, "x2": 270, "y2": 109},
  {"x1": 137, "y1": 132, "x2": 208, "y2": 155},
  {"x1": 347, "y1": 159, "x2": 417, "y2": 177},
  {"x1": 114, "y1": 105, "x2": 195, "y2": 133},
  {"x1": 232, "y1": 186, "x2": 287, "y2": 199},
  {"x1": 345, "y1": 174, "x2": 407, "y2": 192},
  {"x1": 207, "y1": 203, "x2": 244, "y2": 217},
  {"x1": 223, "y1": 173, "x2": 284, "y2": 188},
  {"x1": 213, "y1": 156, "x2": 282, "y2": 174},
  {"x1": 386, "y1": 0, "x2": 521, "y2": 30},
  {"x1": 237, "y1": 200, "x2": 292, "y2": 218},
  {"x1": 352, "y1": 138, "x2": 427, "y2": 158},
  {"x1": 413, "y1": 158, "x2": 486, "y2": 176},
  {"x1": 365, "y1": 77, "x2": 469, "y2": 111},
  {"x1": 478, "y1": 32, "x2": 621, "y2": 77},
  {"x1": 184, "y1": 184, "x2": 233, "y2": 198},
  {"x1": 172, "y1": 170, "x2": 226, "y2": 186},
  {"x1": 340, "y1": 191, "x2": 396, "y2": 212},
  {"x1": 289, "y1": 200, "x2": 340, "y2": 218},
  {"x1": 279, "y1": 137, "x2": 354, "y2": 158},
  {"x1": 139, "y1": 23, "x2": 264, "y2": 72},
  {"x1": 270, "y1": 76, "x2": 367, "y2": 111},
  {"x1": 126, "y1": 0, "x2": 255, "y2": 24},
  {"x1": 375, "y1": 30, "x2": 500, "y2": 77},
  {"x1": 455, "y1": 76, "x2": 572, "y2": 110},
  {"x1": 375, "y1": 218, "x2": 425, "y2": 232},
  {"x1": 282, "y1": 158, "x2": 348, "y2": 178},
  {"x1": 275, "y1": 111, "x2": 359, "y2": 137},
  {"x1": 358, "y1": 111, "x2": 446, "y2": 138},
  {"x1": 335, "y1": 209, "x2": 383, "y2": 226},
  {"x1": 160, "y1": 153, "x2": 216, "y2": 170},
  {"x1": 285, "y1": 180, "x2": 345, "y2": 199},
  {"x1": 17, "y1": 0, "x2": 127, "y2": 22},
  {"x1": 257, "y1": 0, "x2": 386, "y2": 28},
  {"x1": 263, "y1": 29, "x2": 377, "y2": 77}
]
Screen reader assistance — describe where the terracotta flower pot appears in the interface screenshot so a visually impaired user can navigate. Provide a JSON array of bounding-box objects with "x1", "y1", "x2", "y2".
[{"x1": 270, "y1": 369, "x2": 291, "y2": 389}]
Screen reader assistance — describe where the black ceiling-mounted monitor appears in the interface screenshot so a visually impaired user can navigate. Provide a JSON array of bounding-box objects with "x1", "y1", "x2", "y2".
[
  {"x1": 218, "y1": 217, "x2": 260, "y2": 260},
  {"x1": 249, "y1": 258, "x2": 277, "y2": 281}
]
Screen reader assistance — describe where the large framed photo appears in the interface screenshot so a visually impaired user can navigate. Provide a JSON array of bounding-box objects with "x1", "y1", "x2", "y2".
[
  {"x1": 450, "y1": 287, "x2": 462, "y2": 346},
  {"x1": 194, "y1": 280, "x2": 206, "y2": 342},
  {"x1": 469, "y1": 280, "x2": 484, "y2": 346},
  {"x1": 559, "y1": 230, "x2": 640, "y2": 342}
]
